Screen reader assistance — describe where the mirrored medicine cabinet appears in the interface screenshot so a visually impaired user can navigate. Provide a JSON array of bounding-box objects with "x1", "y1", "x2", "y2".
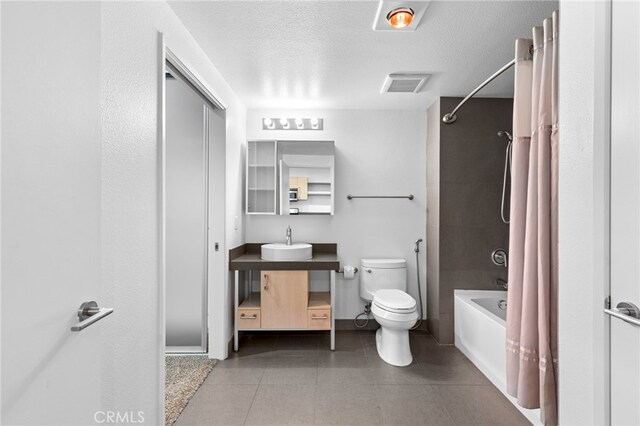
[{"x1": 246, "y1": 140, "x2": 335, "y2": 215}]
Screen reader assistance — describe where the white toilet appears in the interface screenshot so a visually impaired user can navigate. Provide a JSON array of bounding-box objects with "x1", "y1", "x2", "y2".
[{"x1": 360, "y1": 258, "x2": 418, "y2": 367}]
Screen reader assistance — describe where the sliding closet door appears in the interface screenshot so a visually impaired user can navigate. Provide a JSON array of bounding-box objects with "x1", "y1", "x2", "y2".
[{"x1": 165, "y1": 75, "x2": 208, "y2": 352}]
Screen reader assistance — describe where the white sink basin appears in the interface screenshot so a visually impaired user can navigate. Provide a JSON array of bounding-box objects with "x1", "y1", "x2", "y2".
[{"x1": 261, "y1": 243, "x2": 313, "y2": 261}]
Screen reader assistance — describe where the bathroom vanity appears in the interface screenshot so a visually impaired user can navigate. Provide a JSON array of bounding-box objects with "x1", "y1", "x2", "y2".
[{"x1": 229, "y1": 243, "x2": 340, "y2": 351}]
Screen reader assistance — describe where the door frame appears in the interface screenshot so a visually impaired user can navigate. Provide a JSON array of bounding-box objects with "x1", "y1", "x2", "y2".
[
  {"x1": 588, "y1": 0, "x2": 612, "y2": 422},
  {"x1": 163, "y1": 53, "x2": 213, "y2": 354},
  {"x1": 158, "y1": 31, "x2": 227, "y2": 362},
  {"x1": 598, "y1": 0, "x2": 612, "y2": 421},
  {"x1": 557, "y1": 1, "x2": 611, "y2": 424},
  {"x1": 591, "y1": 0, "x2": 612, "y2": 423}
]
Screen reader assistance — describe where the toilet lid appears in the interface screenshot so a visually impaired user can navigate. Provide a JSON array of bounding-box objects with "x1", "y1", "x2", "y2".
[{"x1": 373, "y1": 289, "x2": 417, "y2": 313}]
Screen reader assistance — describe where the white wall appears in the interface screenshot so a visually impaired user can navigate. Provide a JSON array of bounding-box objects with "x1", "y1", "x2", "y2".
[
  {"x1": 207, "y1": 107, "x2": 229, "y2": 357},
  {"x1": 246, "y1": 109, "x2": 427, "y2": 320},
  {"x1": 558, "y1": 1, "x2": 609, "y2": 424},
  {"x1": 2, "y1": 1, "x2": 245, "y2": 424},
  {"x1": 100, "y1": 2, "x2": 246, "y2": 421},
  {"x1": 224, "y1": 105, "x2": 246, "y2": 352}
]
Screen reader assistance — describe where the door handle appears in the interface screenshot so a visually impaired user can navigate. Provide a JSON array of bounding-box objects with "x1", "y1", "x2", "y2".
[
  {"x1": 71, "y1": 301, "x2": 114, "y2": 331},
  {"x1": 604, "y1": 301, "x2": 640, "y2": 327}
]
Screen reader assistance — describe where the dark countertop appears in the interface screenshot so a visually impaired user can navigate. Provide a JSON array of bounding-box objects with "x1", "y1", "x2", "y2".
[{"x1": 229, "y1": 243, "x2": 340, "y2": 271}]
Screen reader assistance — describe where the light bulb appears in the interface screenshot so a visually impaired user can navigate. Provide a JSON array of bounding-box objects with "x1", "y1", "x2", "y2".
[
  {"x1": 279, "y1": 118, "x2": 289, "y2": 129},
  {"x1": 295, "y1": 118, "x2": 304, "y2": 129},
  {"x1": 310, "y1": 118, "x2": 319, "y2": 128},
  {"x1": 387, "y1": 7, "x2": 414, "y2": 29},
  {"x1": 263, "y1": 118, "x2": 273, "y2": 128}
]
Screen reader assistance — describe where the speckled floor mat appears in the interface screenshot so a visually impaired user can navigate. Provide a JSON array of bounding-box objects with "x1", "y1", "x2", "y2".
[{"x1": 165, "y1": 355, "x2": 216, "y2": 426}]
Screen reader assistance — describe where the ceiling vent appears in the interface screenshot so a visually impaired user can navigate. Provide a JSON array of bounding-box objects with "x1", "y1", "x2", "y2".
[{"x1": 381, "y1": 73, "x2": 431, "y2": 94}]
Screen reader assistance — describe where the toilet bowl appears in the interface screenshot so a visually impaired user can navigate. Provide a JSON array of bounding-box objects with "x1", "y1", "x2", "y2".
[
  {"x1": 371, "y1": 289, "x2": 418, "y2": 366},
  {"x1": 360, "y1": 259, "x2": 418, "y2": 367}
]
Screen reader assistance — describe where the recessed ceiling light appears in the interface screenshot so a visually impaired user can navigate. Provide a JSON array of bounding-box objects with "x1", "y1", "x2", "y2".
[
  {"x1": 387, "y1": 7, "x2": 414, "y2": 29},
  {"x1": 373, "y1": 1, "x2": 430, "y2": 32}
]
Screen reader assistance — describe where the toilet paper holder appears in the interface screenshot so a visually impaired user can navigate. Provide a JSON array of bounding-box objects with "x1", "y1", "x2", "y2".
[{"x1": 336, "y1": 267, "x2": 359, "y2": 274}]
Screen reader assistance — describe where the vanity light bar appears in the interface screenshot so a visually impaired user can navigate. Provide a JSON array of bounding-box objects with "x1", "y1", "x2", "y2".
[{"x1": 262, "y1": 118, "x2": 323, "y2": 130}]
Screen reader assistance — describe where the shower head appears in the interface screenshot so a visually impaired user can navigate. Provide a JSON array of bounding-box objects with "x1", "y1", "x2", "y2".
[
  {"x1": 497, "y1": 130, "x2": 513, "y2": 141},
  {"x1": 414, "y1": 238, "x2": 423, "y2": 253}
]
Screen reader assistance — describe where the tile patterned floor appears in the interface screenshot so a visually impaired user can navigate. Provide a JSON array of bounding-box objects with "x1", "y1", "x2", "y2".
[{"x1": 175, "y1": 331, "x2": 530, "y2": 426}]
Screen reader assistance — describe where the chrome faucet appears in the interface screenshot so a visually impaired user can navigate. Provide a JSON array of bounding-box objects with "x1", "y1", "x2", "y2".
[{"x1": 286, "y1": 226, "x2": 292, "y2": 246}]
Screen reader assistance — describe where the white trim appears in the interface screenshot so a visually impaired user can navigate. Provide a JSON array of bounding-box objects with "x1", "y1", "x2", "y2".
[
  {"x1": 0, "y1": 2, "x2": 3, "y2": 419},
  {"x1": 165, "y1": 48, "x2": 225, "y2": 112},
  {"x1": 202, "y1": 104, "x2": 210, "y2": 353},
  {"x1": 594, "y1": 0, "x2": 612, "y2": 423},
  {"x1": 157, "y1": 31, "x2": 167, "y2": 426},
  {"x1": 558, "y1": 1, "x2": 611, "y2": 424}
]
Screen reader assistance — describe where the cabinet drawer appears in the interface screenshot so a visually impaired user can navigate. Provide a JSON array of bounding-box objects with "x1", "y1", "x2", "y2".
[
  {"x1": 238, "y1": 309, "x2": 261, "y2": 329},
  {"x1": 307, "y1": 309, "x2": 331, "y2": 330}
]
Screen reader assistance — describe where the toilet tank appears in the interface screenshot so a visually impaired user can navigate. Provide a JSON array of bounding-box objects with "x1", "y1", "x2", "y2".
[{"x1": 359, "y1": 258, "x2": 407, "y2": 302}]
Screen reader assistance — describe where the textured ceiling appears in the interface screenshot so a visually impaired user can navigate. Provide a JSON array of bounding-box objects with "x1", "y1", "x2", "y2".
[{"x1": 169, "y1": 0, "x2": 558, "y2": 110}]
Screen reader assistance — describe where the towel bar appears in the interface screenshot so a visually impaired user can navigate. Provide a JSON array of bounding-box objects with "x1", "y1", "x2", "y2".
[{"x1": 347, "y1": 194, "x2": 414, "y2": 200}]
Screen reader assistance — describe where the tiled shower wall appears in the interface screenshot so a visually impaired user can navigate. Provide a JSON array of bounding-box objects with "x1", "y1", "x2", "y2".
[{"x1": 427, "y1": 97, "x2": 513, "y2": 344}]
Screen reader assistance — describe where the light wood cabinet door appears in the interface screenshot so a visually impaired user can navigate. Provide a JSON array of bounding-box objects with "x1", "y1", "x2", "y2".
[
  {"x1": 289, "y1": 176, "x2": 309, "y2": 200},
  {"x1": 261, "y1": 270, "x2": 309, "y2": 329}
]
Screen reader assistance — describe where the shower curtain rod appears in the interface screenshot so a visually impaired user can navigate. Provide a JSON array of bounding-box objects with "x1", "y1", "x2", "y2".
[{"x1": 442, "y1": 59, "x2": 516, "y2": 124}]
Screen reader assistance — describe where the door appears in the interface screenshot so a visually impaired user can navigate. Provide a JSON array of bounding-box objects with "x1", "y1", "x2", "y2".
[
  {"x1": 1, "y1": 3, "x2": 105, "y2": 424},
  {"x1": 609, "y1": 1, "x2": 640, "y2": 423},
  {"x1": 165, "y1": 69, "x2": 209, "y2": 353},
  {"x1": 261, "y1": 271, "x2": 309, "y2": 329}
]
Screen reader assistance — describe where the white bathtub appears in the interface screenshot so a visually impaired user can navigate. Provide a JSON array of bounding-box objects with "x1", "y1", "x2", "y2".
[{"x1": 454, "y1": 290, "x2": 541, "y2": 426}]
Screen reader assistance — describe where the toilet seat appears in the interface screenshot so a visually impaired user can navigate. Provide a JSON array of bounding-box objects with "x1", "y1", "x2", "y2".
[{"x1": 373, "y1": 289, "x2": 417, "y2": 314}]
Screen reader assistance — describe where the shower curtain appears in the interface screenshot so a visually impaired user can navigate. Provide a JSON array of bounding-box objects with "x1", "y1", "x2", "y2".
[{"x1": 506, "y1": 10, "x2": 558, "y2": 426}]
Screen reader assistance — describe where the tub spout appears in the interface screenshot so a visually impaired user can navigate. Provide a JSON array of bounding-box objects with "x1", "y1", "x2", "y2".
[{"x1": 496, "y1": 278, "x2": 508, "y2": 290}]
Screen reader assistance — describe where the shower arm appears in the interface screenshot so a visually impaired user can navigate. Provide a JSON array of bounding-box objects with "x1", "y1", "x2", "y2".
[{"x1": 442, "y1": 59, "x2": 516, "y2": 125}]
